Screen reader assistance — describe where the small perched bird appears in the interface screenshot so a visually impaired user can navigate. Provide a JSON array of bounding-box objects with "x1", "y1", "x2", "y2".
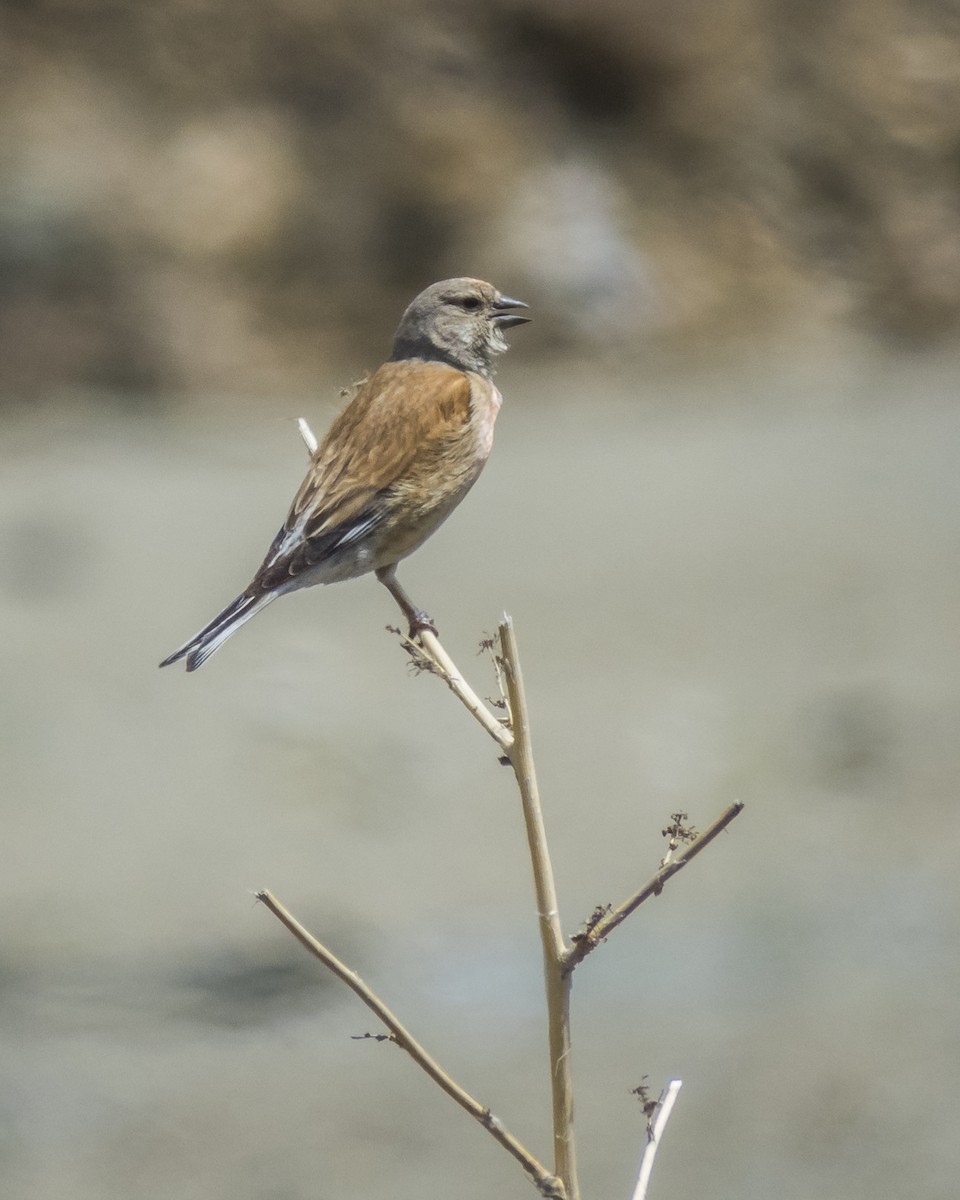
[{"x1": 160, "y1": 278, "x2": 529, "y2": 671}]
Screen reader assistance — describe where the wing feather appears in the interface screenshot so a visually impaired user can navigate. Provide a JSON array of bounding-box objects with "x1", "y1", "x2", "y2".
[{"x1": 254, "y1": 361, "x2": 475, "y2": 587}]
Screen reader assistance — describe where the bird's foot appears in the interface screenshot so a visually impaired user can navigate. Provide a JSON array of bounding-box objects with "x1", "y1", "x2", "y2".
[{"x1": 408, "y1": 609, "x2": 438, "y2": 640}]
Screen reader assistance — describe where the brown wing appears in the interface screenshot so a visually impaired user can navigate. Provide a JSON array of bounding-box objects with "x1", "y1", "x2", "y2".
[
  {"x1": 295, "y1": 360, "x2": 472, "y2": 528},
  {"x1": 254, "y1": 360, "x2": 474, "y2": 586}
]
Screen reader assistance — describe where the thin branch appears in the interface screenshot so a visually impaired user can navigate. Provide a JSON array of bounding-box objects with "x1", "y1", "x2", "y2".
[
  {"x1": 563, "y1": 802, "x2": 745, "y2": 975},
  {"x1": 416, "y1": 628, "x2": 514, "y2": 752},
  {"x1": 631, "y1": 1080, "x2": 682, "y2": 1200},
  {"x1": 499, "y1": 617, "x2": 580, "y2": 1200},
  {"x1": 256, "y1": 890, "x2": 565, "y2": 1200}
]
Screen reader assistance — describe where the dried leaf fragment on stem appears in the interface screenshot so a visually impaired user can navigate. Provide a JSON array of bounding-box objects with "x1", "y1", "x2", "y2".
[
  {"x1": 630, "y1": 1077, "x2": 660, "y2": 1139},
  {"x1": 660, "y1": 811, "x2": 698, "y2": 868},
  {"x1": 570, "y1": 903, "x2": 612, "y2": 946}
]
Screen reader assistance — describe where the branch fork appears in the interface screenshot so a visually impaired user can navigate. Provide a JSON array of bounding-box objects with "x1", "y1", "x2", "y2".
[{"x1": 256, "y1": 418, "x2": 746, "y2": 1199}]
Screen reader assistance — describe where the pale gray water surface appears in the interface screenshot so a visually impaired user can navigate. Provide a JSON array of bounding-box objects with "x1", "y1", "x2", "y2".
[{"x1": 2, "y1": 336, "x2": 959, "y2": 1199}]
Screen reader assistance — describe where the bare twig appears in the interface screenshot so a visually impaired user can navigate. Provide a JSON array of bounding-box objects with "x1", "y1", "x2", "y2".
[
  {"x1": 499, "y1": 617, "x2": 580, "y2": 1200},
  {"x1": 631, "y1": 1079, "x2": 682, "y2": 1200},
  {"x1": 417, "y1": 628, "x2": 514, "y2": 752},
  {"x1": 256, "y1": 890, "x2": 565, "y2": 1199},
  {"x1": 563, "y1": 802, "x2": 745, "y2": 975},
  {"x1": 297, "y1": 417, "x2": 318, "y2": 454}
]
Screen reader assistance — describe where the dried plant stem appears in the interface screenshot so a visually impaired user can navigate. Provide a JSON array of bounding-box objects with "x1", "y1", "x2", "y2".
[
  {"x1": 499, "y1": 617, "x2": 579, "y2": 1200},
  {"x1": 276, "y1": 428, "x2": 738, "y2": 1200},
  {"x1": 563, "y1": 802, "x2": 745, "y2": 975},
  {"x1": 631, "y1": 1080, "x2": 682, "y2": 1200},
  {"x1": 417, "y1": 629, "x2": 514, "y2": 752},
  {"x1": 256, "y1": 889, "x2": 565, "y2": 1199}
]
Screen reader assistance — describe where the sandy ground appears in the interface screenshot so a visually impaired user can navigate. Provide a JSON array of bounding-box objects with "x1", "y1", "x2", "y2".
[{"x1": 2, "y1": 333, "x2": 959, "y2": 1199}]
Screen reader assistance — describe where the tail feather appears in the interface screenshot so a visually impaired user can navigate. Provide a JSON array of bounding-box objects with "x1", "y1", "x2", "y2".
[{"x1": 159, "y1": 591, "x2": 276, "y2": 671}]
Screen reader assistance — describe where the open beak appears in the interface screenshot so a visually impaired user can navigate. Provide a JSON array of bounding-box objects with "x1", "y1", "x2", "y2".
[{"x1": 492, "y1": 294, "x2": 531, "y2": 329}]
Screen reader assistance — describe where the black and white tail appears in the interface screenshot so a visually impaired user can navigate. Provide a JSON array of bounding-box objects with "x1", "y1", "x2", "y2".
[{"x1": 159, "y1": 591, "x2": 276, "y2": 671}]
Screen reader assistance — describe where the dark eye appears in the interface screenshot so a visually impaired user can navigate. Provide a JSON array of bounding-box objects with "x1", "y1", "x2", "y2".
[{"x1": 457, "y1": 296, "x2": 481, "y2": 311}]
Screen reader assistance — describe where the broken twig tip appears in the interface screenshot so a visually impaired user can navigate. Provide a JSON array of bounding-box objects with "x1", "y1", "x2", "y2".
[{"x1": 297, "y1": 417, "x2": 318, "y2": 454}]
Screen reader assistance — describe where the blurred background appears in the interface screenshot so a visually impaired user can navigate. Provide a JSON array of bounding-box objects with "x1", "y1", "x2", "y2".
[{"x1": 3, "y1": 1, "x2": 959, "y2": 1197}]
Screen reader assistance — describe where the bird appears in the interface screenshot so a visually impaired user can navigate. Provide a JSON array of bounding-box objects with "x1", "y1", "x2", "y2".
[{"x1": 159, "y1": 277, "x2": 529, "y2": 671}]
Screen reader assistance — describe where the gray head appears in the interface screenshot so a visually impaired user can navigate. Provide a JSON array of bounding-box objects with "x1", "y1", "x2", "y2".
[{"x1": 389, "y1": 277, "x2": 530, "y2": 378}]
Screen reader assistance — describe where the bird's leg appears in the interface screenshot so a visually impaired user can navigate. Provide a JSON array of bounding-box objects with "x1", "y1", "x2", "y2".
[{"x1": 376, "y1": 565, "x2": 438, "y2": 638}]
